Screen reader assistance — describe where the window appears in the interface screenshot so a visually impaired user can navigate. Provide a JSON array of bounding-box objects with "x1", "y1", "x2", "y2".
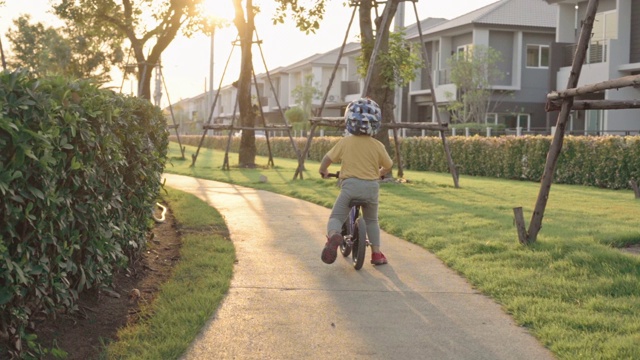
[
  {"x1": 526, "y1": 45, "x2": 549, "y2": 68},
  {"x1": 456, "y1": 44, "x2": 472, "y2": 60},
  {"x1": 593, "y1": 11, "x2": 618, "y2": 42},
  {"x1": 585, "y1": 110, "x2": 603, "y2": 135},
  {"x1": 488, "y1": 113, "x2": 531, "y2": 130},
  {"x1": 485, "y1": 113, "x2": 497, "y2": 125}
]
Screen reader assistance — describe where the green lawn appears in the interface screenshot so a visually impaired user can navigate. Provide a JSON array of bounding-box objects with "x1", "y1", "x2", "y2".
[
  {"x1": 106, "y1": 187, "x2": 235, "y2": 359},
  {"x1": 158, "y1": 141, "x2": 640, "y2": 359}
]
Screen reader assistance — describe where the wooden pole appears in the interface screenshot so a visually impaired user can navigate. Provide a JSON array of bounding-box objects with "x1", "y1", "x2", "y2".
[
  {"x1": 293, "y1": 123, "x2": 318, "y2": 180},
  {"x1": 293, "y1": 6, "x2": 357, "y2": 180},
  {"x1": 411, "y1": 1, "x2": 459, "y2": 188},
  {"x1": 547, "y1": 74, "x2": 640, "y2": 100},
  {"x1": 630, "y1": 180, "x2": 640, "y2": 199},
  {"x1": 525, "y1": 0, "x2": 600, "y2": 244},
  {"x1": 513, "y1": 207, "x2": 528, "y2": 245},
  {"x1": 546, "y1": 99, "x2": 640, "y2": 111}
]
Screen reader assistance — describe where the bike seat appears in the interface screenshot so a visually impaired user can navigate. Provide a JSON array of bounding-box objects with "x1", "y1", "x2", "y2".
[{"x1": 349, "y1": 200, "x2": 368, "y2": 208}]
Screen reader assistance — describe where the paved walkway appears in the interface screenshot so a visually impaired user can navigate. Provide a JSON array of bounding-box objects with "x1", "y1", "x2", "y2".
[{"x1": 164, "y1": 174, "x2": 555, "y2": 360}]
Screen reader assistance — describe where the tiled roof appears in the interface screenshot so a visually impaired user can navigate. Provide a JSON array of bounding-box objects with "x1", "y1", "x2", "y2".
[
  {"x1": 403, "y1": 17, "x2": 448, "y2": 38},
  {"x1": 419, "y1": 0, "x2": 556, "y2": 35},
  {"x1": 282, "y1": 42, "x2": 361, "y2": 71}
]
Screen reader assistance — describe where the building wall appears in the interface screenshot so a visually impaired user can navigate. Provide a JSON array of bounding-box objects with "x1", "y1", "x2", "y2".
[
  {"x1": 516, "y1": 32, "x2": 555, "y2": 100},
  {"x1": 630, "y1": 0, "x2": 640, "y2": 63},
  {"x1": 489, "y1": 30, "x2": 515, "y2": 86}
]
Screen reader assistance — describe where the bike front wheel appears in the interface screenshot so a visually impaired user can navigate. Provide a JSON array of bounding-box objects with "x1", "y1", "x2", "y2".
[{"x1": 352, "y1": 218, "x2": 367, "y2": 270}]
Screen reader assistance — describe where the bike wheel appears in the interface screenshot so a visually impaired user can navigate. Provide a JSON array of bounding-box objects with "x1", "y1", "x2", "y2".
[
  {"x1": 352, "y1": 218, "x2": 367, "y2": 270},
  {"x1": 340, "y1": 221, "x2": 351, "y2": 257}
]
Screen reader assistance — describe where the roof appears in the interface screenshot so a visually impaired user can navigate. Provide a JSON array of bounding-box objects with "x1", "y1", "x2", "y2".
[
  {"x1": 403, "y1": 17, "x2": 448, "y2": 38},
  {"x1": 281, "y1": 42, "x2": 361, "y2": 71},
  {"x1": 416, "y1": 0, "x2": 557, "y2": 36}
]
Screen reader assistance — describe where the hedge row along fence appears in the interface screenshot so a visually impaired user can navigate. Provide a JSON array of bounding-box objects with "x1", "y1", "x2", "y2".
[
  {"x1": 1, "y1": 71, "x2": 168, "y2": 356},
  {"x1": 173, "y1": 134, "x2": 640, "y2": 190}
]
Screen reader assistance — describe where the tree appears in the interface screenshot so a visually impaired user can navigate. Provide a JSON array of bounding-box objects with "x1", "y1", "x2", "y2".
[
  {"x1": 275, "y1": 0, "x2": 415, "y2": 151},
  {"x1": 6, "y1": 15, "x2": 123, "y2": 81},
  {"x1": 0, "y1": 0, "x2": 8, "y2": 70},
  {"x1": 52, "y1": 0, "x2": 207, "y2": 100},
  {"x1": 444, "y1": 45, "x2": 507, "y2": 124},
  {"x1": 234, "y1": 0, "x2": 326, "y2": 167},
  {"x1": 232, "y1": 0, "x2": 259, "y2": 167},
  {"x1": 357, "y1": 0, "x2": 406, "y2": 150},
  {"x1": 291, "y1": 73, "x2": 322, "y2": 126}
]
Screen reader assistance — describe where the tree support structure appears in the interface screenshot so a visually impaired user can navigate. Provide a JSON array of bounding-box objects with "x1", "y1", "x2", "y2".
[
  {"x1": 293, "y1": 0, "x2": 459, "y2": 188},
  {"x1": 513, "y1": 0, "x2": 640, "y2": 244}
]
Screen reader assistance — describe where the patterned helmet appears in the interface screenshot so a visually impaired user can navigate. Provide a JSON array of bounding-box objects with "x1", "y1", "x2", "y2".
[{"x1": 344, "y1": 97, "x2": 382, "y2": 136}]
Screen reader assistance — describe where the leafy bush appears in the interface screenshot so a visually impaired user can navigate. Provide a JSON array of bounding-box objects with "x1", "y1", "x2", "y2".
[
  {"x1": 0, "y1": 70, "x2": 168, "y2": 357},
  {"x1": 174, "y1": 133, "x2": 640, "y2": 190}
]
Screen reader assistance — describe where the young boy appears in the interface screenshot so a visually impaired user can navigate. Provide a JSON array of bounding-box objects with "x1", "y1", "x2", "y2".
[{"x1": 318, "y1": 98, "x2": 393, "y2": 266}]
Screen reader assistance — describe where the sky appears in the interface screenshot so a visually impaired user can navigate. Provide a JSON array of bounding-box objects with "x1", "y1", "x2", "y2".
[{"x1": 0, "y1": 0, "x2": 498, "y2": 108}]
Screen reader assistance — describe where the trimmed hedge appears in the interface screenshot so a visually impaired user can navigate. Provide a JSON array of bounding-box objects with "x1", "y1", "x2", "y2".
[
  {"x1": 174, "y1": 133, "x2": 640, "y2": 189},
  {"x1": 0, "y1": 71, "x2": 168, "y2": 356}
]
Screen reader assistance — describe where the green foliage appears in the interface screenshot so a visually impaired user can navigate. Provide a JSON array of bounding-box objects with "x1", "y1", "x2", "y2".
[
  {"x1": 164, "y1": 142, "x2": 640, "y2": 359},
  {"x1": 445, "y1": 45, "x2": 509, "y2": 123},
  {"x1": 6, "y1": 15, "x2": 123, "y2": 81},
  {"x1": 0, "y1": 70, "x2": 168, "y2": 356},
  {"x1": 175, "y1": 134, "x2": 640, "y2": 190},
  {"x1": 106, "y1": 188, "x2": 234, "y2": 359},
  {"x1": 356, "y1": 30, "x2": 423, "y2": 90},
  {"x1": 273, "y1": 0, "x2": 326, "y2": 34},
  {"x1": 285, "y1": 106, "x2": 305, "y2": 124},
  {"x1": 291, "y1": 74, "x2": 321, "y2": 120}
]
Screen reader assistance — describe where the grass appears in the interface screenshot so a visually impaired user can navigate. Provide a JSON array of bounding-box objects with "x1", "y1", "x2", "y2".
[
  {"x1": 105, "y1": 187, "x2": 235, "y2": 359},
  {"x1": 116, "y1": 141, "x2": 640, "y2": 359}
]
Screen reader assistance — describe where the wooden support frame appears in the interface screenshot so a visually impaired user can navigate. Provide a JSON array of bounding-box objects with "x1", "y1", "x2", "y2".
[
  {"x1": 630, "y1": 180, "x2": 640, "y2": 199},
  {"x1": 513, "y1": 0, "x2": 640, "y2": 244},
  {"x1": 513, "y1": 0, "x2": 600, "y2": 245},
  {"x1": 293, "y1": 0, "x2": 460, "y2": 188},
  {"x1": 189, "y1": 30, "x2": 300, "y2": 170}
]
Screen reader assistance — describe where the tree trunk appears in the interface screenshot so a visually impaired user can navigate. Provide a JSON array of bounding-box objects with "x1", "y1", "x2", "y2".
[
  {"x1": 359, "y1": 0, "x2": 399, "y2": 155},
  {"x1": 234, "y1": 0, "x2": 257, "y2": 167},
  {"x1": 0, "y1": 36, "x2": 6, "y2": 70}
]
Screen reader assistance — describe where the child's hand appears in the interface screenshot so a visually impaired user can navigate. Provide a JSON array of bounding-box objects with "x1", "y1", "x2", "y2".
[{"x1": 319, "y1": 170, "x2": 329, "y2": 178}]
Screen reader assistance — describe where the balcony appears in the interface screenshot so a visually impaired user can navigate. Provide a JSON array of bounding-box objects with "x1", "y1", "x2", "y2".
[{"x1": 561, "y1": 40, "x2": 609, "y2": 67}]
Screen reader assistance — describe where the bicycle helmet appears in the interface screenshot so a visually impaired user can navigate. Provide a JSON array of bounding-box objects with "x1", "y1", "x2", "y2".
[{"x1": 344, "y1": 97, "x2": 382, "y2": 136}]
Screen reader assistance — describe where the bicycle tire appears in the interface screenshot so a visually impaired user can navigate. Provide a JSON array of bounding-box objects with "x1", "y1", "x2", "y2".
[
  {"x1": 340, "y1": 221, "x2": 351, "y2": 257},
  {"x1": 352, "y1": 218, "x2": 367, "y2": 270}
]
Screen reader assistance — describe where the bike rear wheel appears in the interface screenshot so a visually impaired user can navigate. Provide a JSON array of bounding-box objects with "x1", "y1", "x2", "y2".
[
  {"x1": 340, "y1": 221, "x2": 351, "y2": 257},
  {"x1": 352, "y1": 218, "x2": 367, "y2": 270}
]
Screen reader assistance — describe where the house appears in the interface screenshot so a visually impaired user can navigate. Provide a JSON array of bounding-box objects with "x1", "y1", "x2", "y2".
[
  {"x1": 168, "y1": 0, "x2": 570, "y2": 137},
  {"x1": 545, "y1": 0, "x2": 640, "y2": 135},
  {"x1": 404, "y1": 0, "x2": 558, "y2": 134}
]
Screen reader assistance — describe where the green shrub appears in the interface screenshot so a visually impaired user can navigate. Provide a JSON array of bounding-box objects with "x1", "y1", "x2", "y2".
[
  {"x1": 172, "y1": 133, "x2": 640, "y2": 190},
  {"x1": 0, "y1": 70, "x2": 168, "y2": 356}
]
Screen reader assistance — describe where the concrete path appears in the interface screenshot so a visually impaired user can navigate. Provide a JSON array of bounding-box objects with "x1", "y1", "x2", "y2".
[{"x1": 164, "y1": 174, "x2": 554, "y2": 360}]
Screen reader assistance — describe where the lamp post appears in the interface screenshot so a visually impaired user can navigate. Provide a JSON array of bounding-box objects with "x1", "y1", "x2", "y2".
[{"x1": 208, "y1": 26, "x2": 215, "y2": 126}]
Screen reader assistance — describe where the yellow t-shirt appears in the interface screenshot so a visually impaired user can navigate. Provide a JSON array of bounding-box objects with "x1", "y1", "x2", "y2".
[{"x1": 326, "y1": 135, "x2": 393, "y2": 180}]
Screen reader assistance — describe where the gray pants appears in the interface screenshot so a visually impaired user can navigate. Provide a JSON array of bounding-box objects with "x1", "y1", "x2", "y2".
[{"x1": 327, "y1": 178, "x2": 381, "y2": 247}]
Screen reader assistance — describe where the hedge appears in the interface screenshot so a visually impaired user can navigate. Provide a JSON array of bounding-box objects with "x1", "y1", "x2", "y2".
[
  {"x1": 173, "y1": 133, "x2": 640, "y2": 189},
  {"x1": 1, "y1": 70, "x2": 168, "y2": 357}
]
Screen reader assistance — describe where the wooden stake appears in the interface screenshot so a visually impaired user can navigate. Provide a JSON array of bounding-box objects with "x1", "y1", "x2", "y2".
[
  {"x1": 526, "y1": 0, "x2": 600, "y2": 244},
  {"x1": 630, "y1": 180, "x2": 640, "y2": 199},
  {"x1": 546, "y1": 99, "x2": 640, "y2": 112},
  {"x1": 513, "y1": 207, "x2": 529, "y2": 245}
]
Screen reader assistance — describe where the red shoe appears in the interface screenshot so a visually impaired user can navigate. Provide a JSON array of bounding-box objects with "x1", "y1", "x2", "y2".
[
  {"x1": 371, "y1": 252, "x2": 388, "y2": 265},
  {"x1": 321, "y1": 233, "x2": 343, "y2": 264}
]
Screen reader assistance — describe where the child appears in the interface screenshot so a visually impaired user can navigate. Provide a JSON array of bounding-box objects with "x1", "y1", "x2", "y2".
[{"x1": 318, "y1": 98, "x2": 393, "y2": 265}]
